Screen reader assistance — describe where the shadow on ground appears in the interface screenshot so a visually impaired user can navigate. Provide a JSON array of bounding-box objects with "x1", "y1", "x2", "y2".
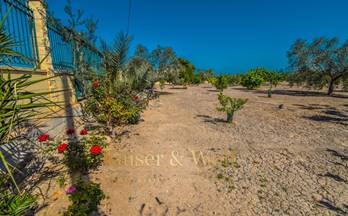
[
  {"x1": 316, "y1": 198, "x2": 347, "y2": 215},
  {"x1": 156, "y1": 91, "x2": 175, "y2": 96},
  {"x1": 293, "y1": 104, "x2": 348, "y2": 126},
  {"x1": 232, "y1": 88, "x2": 348, "y2": 99},
  {"x1": 195, "y1": 114, "x2": 226, "y2": 124}
]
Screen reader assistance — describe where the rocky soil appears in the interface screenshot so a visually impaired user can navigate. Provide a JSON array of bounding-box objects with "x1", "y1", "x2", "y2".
[{"x1": 38, "y1": 84, "x2": 348, "y2": 215}]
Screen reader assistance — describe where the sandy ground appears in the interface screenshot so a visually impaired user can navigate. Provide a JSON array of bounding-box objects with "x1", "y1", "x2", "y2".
[{"x1": 38, "y1": 84, "x2": 348, "y2": 215}]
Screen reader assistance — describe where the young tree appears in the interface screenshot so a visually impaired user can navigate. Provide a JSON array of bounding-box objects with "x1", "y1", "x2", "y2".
[
  {"x1": 288, "y1": 37, "x2": 348, "y2": 95},
  {"x1": 264, "y1": 71, "x2": 283, "y2": 97},
  {"x1": 217, "y1": 93, "x2": 247, "y2": 123}
]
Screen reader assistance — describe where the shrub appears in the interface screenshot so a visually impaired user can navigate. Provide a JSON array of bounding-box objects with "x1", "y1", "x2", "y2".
[
  {"x1": 192, "y1": 74, "x2": 202, "y2": 85},
  {"x1": 212, "y1": 75, "x2": 228, "y2": 92},
  {"x1": 48, "y1": 132, "x2": 107, "y2": 173},
  {"x1": 82, "y1": 81, "x2": 142, "y2": 137},
  {"x1": 64, "y1": 180, "x2": 105, "y2": 216},
  {"x1": 217, "y1": 93, "x2": 247, "y2": 123},
  {"x1": 241, "y1": 70, "x2": 264, "y2": 89},
  {"x1": 226, "y1": 75, "x2": 242, "y2": 86}
]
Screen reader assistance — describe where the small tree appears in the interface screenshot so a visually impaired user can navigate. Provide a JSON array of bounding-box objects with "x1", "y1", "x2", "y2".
[
  {"x1": 241, "y1": 70, "x2": 264, "y2": 89},
  {"x1": 264, "y1": 71, "x2": 283, "y2": 97},
  {"x1": 213, "y1": 75, "x2": 228, "y2": 92},
  {"x1": 217, "y1": 93, "x2": 247, "y2": 123}
]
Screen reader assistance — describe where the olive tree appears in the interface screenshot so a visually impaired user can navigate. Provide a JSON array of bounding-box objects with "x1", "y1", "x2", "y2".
[{"x1": 288, "y1": 37, "x2": 348, "y2": 95}]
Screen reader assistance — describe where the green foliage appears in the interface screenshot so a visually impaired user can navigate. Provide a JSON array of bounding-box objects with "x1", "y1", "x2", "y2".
[
  {"x1": 178, "y1": 58, "x2": 195, "y2": 85},
  {"x1": 217, "y1": 93, "x2": 247, "y2": 123},
  {"x1": 198, "y1": 69, "x2": 214, "y2": 81},
  {"x1": 0, "y1": 174, "x2": 36, "y2": 216},
  {"x1": 343, "y1": 76, "x2": 348, "y2": 91},
  {"x1": 0, "y1": 193, "x2": 36, "y2": 216},
  {"x1": 54, "y1": 134, "x2": 107, "y2": 173},
  {"x1": 263, "y1": 71, "x2": 284, "y2": 97},
  {"x1": 241, "y1": 70, "x2": 264, "y2": 89},
  {"x1": 192, "y1": 74, "x2": 202, "y2": 84},
  {"x1": 0, "y1": 12, "x2": 60, "y2": 192},
  {"x1": 64, "y1": 180, "x2": 105, "y2": 216},
  {"x1": 214, "y1": 75, "x2": 228, "y2": 91},
  {"x1": 0, "y1": 9, "x2": 19, "y2": 61},
  {"x1": 225, "y1": 74, "x2": 242, "y2": 86},
  {"x1": 288, "y1": 37, "x2": 348, "y2": 95},
  {"x1": 83, "y1": 80, "x2": 146, "y2": 136}
]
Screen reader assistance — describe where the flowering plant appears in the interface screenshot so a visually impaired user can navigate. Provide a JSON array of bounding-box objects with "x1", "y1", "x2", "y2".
[
  {"x1": 54, "y1": 132, "x2": 106, "y2": 173},
  {"x1": 64, "y1": 180, "x2": 105, "y2": 216}
]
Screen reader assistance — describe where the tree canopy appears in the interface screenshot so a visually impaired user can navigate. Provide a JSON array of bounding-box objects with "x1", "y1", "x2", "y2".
[{"x1": 288, "y1": 37, "x2": 348, "y2": 95}]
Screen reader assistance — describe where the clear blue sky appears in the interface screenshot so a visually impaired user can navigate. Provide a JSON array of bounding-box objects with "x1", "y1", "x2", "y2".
[{"x1": 46, "y1": 0, "x2": 348, "y2": 74}]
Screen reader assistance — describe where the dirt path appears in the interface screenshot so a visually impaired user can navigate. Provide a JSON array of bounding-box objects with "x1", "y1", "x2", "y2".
[
  {"x1": 94, "y1": 85, "x2": 348, "y2": 215},
  {"x1": 96, "y1": 87, "x2": 232, "y2": 215}
]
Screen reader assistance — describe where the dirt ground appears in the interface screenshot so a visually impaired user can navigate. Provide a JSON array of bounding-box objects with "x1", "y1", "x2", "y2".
[{"x1": 38, "y1": 84, "x2": 348, "y2": 216}]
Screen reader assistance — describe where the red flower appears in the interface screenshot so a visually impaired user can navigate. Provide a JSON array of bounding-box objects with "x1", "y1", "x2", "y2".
[
  {"x1": 38, "y1": 133, "x2": 49, "y2": 142},
  {"x1": 133, "y1": 96, "x2": 139, "y2": 101},
  {"x1": 92, "y1": 81, "x2": 99, "y2": 88},
  {"x1": 90, "y1": 145, "x2": 102, "y2": 155},
  {"x1": 80, "y1": 129, "x2": 88, "y2": 136},
  {"x1": 66, "y1": 128, "x2": 75, "y2": 135},
  {"x1": 58, "y1": 143, "x2": 69, "y2": 153}
]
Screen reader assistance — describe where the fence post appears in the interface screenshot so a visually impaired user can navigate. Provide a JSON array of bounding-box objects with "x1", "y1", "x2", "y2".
[
  {"x1": 28, "y1": 0, "x2": 60, "y2": 105},
  {"x1": 28, "y1": 0, "x2": 53, "y2": 71}
]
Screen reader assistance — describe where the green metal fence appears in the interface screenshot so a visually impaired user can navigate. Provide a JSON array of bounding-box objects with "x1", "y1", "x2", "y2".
[
  {"x1": 0, "y1": 0, "x2": 103, "y2": 73},
  {"x1": 47, "y1": 16, "x2": 103, "y2": 73},
  {"x1": 0, "y1": 0, "x2": 39, "y2": 68}
]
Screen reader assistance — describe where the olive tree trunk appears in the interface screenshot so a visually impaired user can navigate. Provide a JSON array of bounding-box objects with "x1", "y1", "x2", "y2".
[{"x1": 327, "y1": 79, "x2": 335, "y2": 96}]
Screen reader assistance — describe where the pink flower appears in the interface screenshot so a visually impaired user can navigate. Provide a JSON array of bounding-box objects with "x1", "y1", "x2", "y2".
[
  {"x1": 66, "y1": 186, "x2": 76, "y2": 194},
  {"x1": 38, "y1": 134, "x2": 49, "y2": 142},
  {"x1": 80, "y1": 129, "x2": 88, "y2": 136}
]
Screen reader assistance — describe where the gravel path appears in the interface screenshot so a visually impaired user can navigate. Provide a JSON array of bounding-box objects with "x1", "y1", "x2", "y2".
[{"x1": 94, "y1": 85, "x2": 348, "y2": 216}]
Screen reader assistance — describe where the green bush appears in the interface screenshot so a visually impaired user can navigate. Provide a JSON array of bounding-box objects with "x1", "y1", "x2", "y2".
[
  {"x1": 64, "y1": 180, "x2": 105, "y2": 216},
  {"x1": 226, "y1": 75, "x2": 242, "y2": 86},
  {"x1": 217, "y1": 93, "x2": 247, "y2": 123},
  {"x1": 53, "y1": 134, "x2": 107, "y2": 173},
  {"x1": 192, "y1": 74, "x2": 202, "y2": 85},
  {"x1": 82, "y1": 81, "x2": 143, "y2": 137},
  {"x1": 241, "y1": 70, "x2": 264, "y2": 89},
  {"x1": 213, "y1": 75, "x2": 228, "y2": 91}
]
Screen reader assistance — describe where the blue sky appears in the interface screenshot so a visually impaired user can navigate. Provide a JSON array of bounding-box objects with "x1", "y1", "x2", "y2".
[{"x1": 46, "y1": 0, "x2": 348, "y2": 74}]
